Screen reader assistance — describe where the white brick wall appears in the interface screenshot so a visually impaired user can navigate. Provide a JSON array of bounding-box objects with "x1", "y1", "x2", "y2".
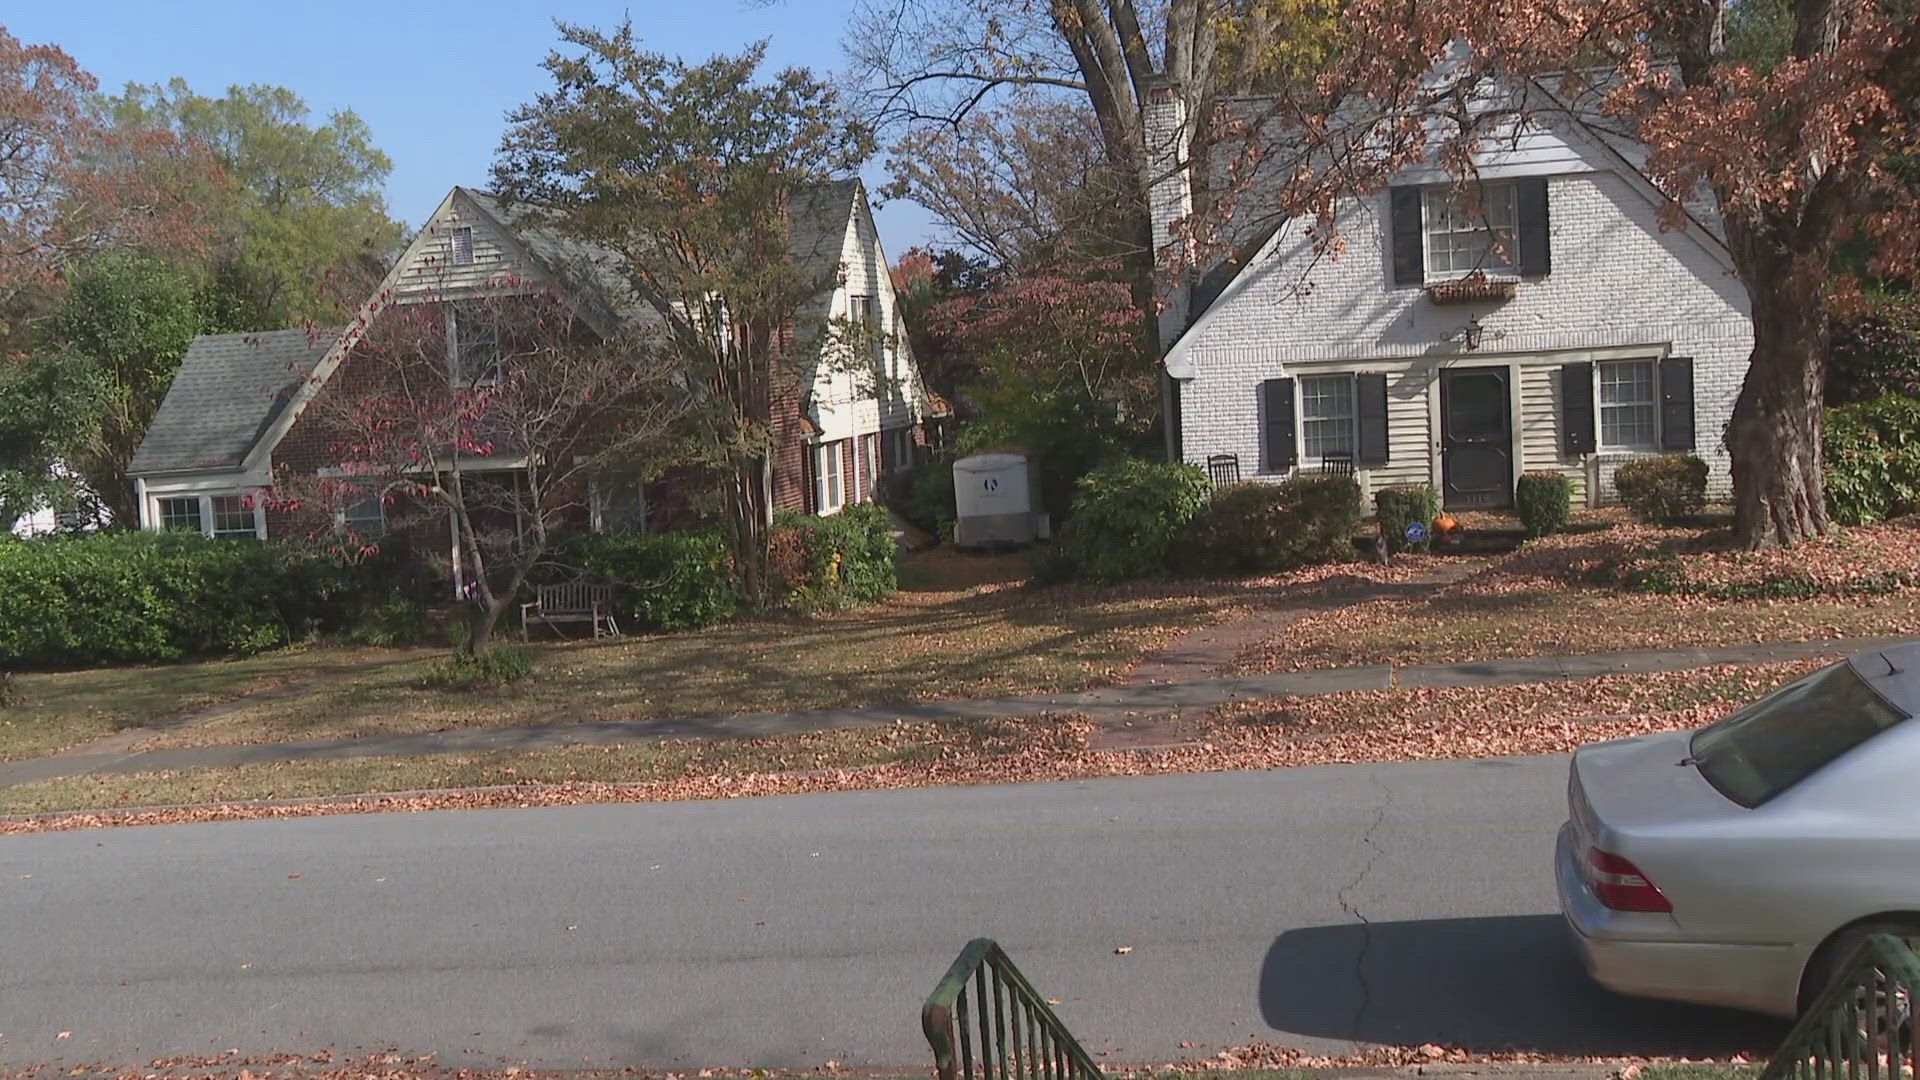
[{"x1": 1173, "y1": 169, "x2": 1752, "y2": 504}]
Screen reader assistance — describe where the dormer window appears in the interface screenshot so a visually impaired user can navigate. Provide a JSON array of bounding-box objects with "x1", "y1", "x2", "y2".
[
  {"x1": 452, "y1": 226, "x2": 475, "y2": 265},
  {"x1": 1424, "y1": 183, "x2": 1517, "y2": 277},
  {"x1": 1389, "y1": 177, "x2": 1550, "y2": 287}
]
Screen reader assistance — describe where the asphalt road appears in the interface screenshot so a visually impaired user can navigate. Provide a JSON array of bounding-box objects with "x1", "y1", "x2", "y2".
[{"x1": 0, "y1": 757, "x2": 1786, "y2": 1070}]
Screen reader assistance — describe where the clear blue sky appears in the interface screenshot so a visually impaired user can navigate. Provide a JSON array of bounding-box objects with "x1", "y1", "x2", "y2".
[{"x1": 8, "y1": 1, "x2": 942, "y2": 258}]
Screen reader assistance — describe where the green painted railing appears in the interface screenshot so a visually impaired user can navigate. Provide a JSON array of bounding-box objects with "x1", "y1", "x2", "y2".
[
  {"x1": 1764, "y1": 934, "x2": 1920, "y2": 1080},
  {"x1": 922, "y1": 939, "x2": 1105, "y2": 1080}
]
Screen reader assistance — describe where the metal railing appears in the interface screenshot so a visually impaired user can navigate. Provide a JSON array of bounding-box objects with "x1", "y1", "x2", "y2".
[
  {"x1": 923, "y1": 939, "x2": 1104, "y2": 1080},
  {"x1": 1764, "y1": 934, "x2": 1920, "y2": 1080}
]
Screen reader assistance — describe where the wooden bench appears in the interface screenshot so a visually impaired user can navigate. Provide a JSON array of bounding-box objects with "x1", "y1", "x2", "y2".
[{"x1": 520, "y1": 583, "x2": 620, "y2": 640}]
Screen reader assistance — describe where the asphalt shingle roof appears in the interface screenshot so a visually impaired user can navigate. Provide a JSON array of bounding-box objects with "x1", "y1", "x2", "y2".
[{"x1": 129, "y1": 328, "x2": 339, "y2": 477}]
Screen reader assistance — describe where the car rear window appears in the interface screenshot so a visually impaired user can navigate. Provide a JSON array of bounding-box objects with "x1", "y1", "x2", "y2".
[{"x1": 1690, "y1": 661, "x2": 1907, "y2": 808}]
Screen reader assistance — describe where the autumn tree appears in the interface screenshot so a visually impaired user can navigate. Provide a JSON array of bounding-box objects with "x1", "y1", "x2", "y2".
[
  {"x1": 0, "y1": 28, "x2": 220, "y2": 334},
  {"x1": 492, "y1": 24, "x2": 875, "y2": 603},
  {"x1": 101, "y1": 79, "x2": 405, "y2": 326},
  {"x1": 849, "y1": 0, "x2": 1336, "y2": 337},
  {"x1": 282, "y1": 282, "x2": 685, "y2": 654}
]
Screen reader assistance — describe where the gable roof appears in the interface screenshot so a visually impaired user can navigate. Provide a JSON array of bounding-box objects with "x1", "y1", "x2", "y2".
[
  {"x1": 452, "y1": 187, "x2": 648, "y2": 329},
  {"x1": 130, "y1": 328, "x2": 340, "y2": 477}
]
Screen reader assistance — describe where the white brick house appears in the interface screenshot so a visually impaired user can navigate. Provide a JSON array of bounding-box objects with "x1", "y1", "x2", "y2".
[{"x1": 1149, "y1": 85, "x2": 1753, "y2": 509}]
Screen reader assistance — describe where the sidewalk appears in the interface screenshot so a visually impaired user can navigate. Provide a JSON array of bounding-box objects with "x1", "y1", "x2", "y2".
[{"x1": 0, "y1": 636, "x2": 1891, "y2": 789}]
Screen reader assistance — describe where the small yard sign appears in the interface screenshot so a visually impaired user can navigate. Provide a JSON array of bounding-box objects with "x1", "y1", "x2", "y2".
[{"x1": 1404, "y1": 521, "x2": 1429, "y2": 545}]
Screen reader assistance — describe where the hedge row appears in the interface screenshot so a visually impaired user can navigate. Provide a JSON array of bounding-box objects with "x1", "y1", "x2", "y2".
[{"x1": 0, "y1": 531, "x2": 405, "y2": 666}]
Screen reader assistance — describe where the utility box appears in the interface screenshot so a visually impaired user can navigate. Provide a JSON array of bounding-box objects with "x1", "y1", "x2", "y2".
[{"x1": 952, "y1": 453, "x2": 1043, "y2": 548}]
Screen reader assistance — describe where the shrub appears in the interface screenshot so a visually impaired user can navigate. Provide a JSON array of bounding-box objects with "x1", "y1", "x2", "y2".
[
  {"x1": 344, "y1": 596, "x2": 436, "y2": 647},
  {"x1": 1614, "y1": 455, "x2": 1709, "y2": 524},
  {"x1": 0, "y1": 531, "x2": 394, "y2": 667},
  {"x1": 1514, "y1": 472, "x2": 1574, "y2": 538},
  {"x1": 1046, "y1": 458, "x2": 1212, "y2": 583},
  {"x1": 420, "y1": 645, "x2": 533, "y2": 690},
  {"x1": 1375, "y1": 485, "x2": 1440, "y2": 553},
  {"x1": 770, "y1": 503, "x2": 899, "y2": 609},
  {"x1": 899, "y1": 459, "x2": 957, "y2": 541},
  {"x1": 561, "y1": 530, "x2": 742, "y2": 631},
  {"x1": 1824, "y1": 395, "x2": 1920, "y2": 525},
  {"x1": 1177, "y1": 474, "x2": 1362, "y2": 575}
]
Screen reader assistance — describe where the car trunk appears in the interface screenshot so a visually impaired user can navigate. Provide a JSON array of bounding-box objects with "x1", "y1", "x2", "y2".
[{"x1": 1571, "y1": 730, "x2": 1744, "y2": 839}]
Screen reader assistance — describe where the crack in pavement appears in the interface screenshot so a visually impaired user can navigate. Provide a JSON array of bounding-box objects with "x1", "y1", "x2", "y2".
[{"x1": 1335, "y1": 770, "x2": 1394, "y2": 1044}]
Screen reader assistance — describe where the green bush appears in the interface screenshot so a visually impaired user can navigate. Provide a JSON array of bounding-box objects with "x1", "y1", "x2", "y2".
[
  {"x1": 1046, "y1": 458, "x2": 1212, "y2": 583},
  {"x1": 771, "y1": 503, "x2": 899, "y2": 609},
  {"x1": 562, "y1": 530, "x2": 742, "y2": 631},
  {"x1": 1824, "y1": 395, "x2": 1920, "y2": 525},
  {"x1": 1514, "y1": 472, "x2": 1574, "y2": 538},
  {"x1": 1375, "y1": 485, "x2": 1440, "y2": 553},
  {"x1": 1614, "y1": 454, "x2": 1709, "y2": 525},
  {"x1": 420, "y1": 645, "x2": 533, "y2": 690},
  {"x1": 899, "y1": 459, "x2": 957, "y2": 541},
  {"x1": 0, "y1": 531, "x2": 394, "y2": 667},
  {"x1": 344, "y1": 596, "x2": 436, "y2": 647},
  {"x1": 1177, "y1": 475, "x2": 1362, "y2": 575}
]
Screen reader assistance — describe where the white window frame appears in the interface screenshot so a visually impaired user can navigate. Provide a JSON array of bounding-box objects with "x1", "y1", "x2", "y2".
[
  {"x1": 590, "y1": 473, "x2": 648, "y2": 535},
  {"x1": 152, "y1": 492, "x2": 266, "y2": 540},
  {"x1": 158, "y1": 495, "x2": 204, "y2": 534},
  {"x1": 452, "y1": 226, "x2": 475, "y2": 265},
  {"x1": 448, "y1": 305, "x2": 501, "y2": 387},
  {"x1": 1597, "y1": 359, "x2": 1660, "y2": 452},
  {"x1": 1298, "y1": 374, "x2": 1358, "y2": 462},
  {"x1": 815, "y1": 440, "x2": 845, "y2": 514},
  {"x1": 1424, "y1": 182, "x2": 1519, "y2": 279}
]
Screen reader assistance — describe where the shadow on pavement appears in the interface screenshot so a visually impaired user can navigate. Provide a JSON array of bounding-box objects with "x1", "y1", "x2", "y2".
[{"x1": 1259, "y1": 915, "x2": 1788, "y2": 1057}]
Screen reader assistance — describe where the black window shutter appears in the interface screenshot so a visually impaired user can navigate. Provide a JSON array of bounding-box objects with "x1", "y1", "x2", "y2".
[
  {"x1": 1356, "y1": 373, "x2": 1390, "y2": 466},
  {"x1": 1561, "y1": 362, "x2": 1595, "y2": 456},
  {"x1": 1517, "y1": 177, "x2": 1551, "y2": 277},
  {"x1": 1389, "y1": 186, "x2": 1424, "y2": 286},
  {"x1": 1262, "y1": 378, "x2": 1297, "y2": 472},
  {"x1": 1660, "y1": 357, "x2": 1695, "y2": 451},
  {"x1": 800, "y1": 442, "x2": 817, "y2": 514}
]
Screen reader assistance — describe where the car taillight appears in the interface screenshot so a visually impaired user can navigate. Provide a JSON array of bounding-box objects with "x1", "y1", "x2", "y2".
[{"x1": 1587, "y1": 848, "x2": 1673, "y2": 913}]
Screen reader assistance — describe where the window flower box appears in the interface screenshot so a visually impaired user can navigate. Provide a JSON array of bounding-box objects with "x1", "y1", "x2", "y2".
[{"x1": 1426, "y1": 271, "x2": 1517, "y2": 305}]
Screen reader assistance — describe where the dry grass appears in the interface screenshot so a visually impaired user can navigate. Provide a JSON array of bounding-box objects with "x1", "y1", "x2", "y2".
[{"x1": 1, "y1": 659, "x2": 1822, "y2": 828}]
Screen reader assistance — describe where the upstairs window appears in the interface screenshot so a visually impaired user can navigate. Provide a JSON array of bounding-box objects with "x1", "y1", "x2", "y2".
[
  {"x1": 1425, "y1": 183, "x2": 1518, "y2": 277},
  {"x1": 451, "y1": 306, "x2": 501, "y2": 387},
  {"x1": 815, "y1": 441, "x2": 845, "y2": 513},
  {"x1": 452, "y1": 226, "x2": 475, "y2": 265}
]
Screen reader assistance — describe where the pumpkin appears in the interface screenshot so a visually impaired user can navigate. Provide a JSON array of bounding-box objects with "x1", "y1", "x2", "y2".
[{"x1": 1433, "y1": 513, "x2": 1459, "y2": 536}]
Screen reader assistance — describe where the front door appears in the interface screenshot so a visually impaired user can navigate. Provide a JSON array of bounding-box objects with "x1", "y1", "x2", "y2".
[{"x1": 1439, "y1": 367, "x2": 1513, "y2": 509}]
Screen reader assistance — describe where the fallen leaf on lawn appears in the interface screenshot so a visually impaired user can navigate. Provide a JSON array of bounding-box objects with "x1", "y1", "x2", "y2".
[
  {"x1": 1180, "y1": 1042, "x2": 1196, "y2": 1049},
  {"x1": 1114, "y1": 946, "x2": 1132, "y2": 954}
]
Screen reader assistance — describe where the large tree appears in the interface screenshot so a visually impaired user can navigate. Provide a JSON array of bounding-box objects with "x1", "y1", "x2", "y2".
[
  {"x1": 0, "y1": 29, "x2": 219, "y2": 334},
  {"x1": 849, "y1": 0, "x2": 1335, "y2": 338},
  {"x1": 101, "y1": 79, "x2": 404, "y2": 325},
  {"x1": 492, "y1": 24, "x2": 875, "y2": 603}
]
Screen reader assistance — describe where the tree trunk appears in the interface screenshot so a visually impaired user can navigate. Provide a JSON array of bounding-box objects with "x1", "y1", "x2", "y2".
[
  {"x1": 1726, "y1": 261, "x2": 1830, "y2": 548},
  {"x1": 466, "y1": 599, "x2": 506, "y2": 655}
]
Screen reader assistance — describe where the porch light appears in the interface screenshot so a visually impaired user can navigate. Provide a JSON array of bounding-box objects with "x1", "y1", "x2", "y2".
[{"x1": 1461, "y1": 317, "x2": 1484, "y2": 351}]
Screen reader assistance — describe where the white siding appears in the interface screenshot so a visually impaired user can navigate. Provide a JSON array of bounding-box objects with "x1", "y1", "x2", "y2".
[{"x1": 810, "y1": 195, "x2": 924, "y2": 444}]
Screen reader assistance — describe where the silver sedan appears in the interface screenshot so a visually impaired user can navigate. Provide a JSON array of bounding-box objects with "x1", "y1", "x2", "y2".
[{"x1": 1557, "y1": 642, "x2": 1920, "y2": 1017}]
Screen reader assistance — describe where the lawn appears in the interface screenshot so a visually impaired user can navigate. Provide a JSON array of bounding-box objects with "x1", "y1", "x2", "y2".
[
  {"x1": 1233, "y1": 515, "x2": 1920, "y2": 672},
  {"x1": 2, "y1": 658, "x2": 1824, "y2": 826}
]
